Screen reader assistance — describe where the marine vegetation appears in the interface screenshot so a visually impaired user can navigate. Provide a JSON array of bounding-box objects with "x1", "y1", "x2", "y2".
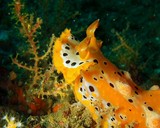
[{"x1": 9, "y1": 0, "x2": 72, "y2": 115}]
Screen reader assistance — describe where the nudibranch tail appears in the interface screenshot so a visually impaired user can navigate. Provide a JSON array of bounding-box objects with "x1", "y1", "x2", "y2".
[{"x1": 53, "y1": 19, "x2": 160, "y2": 128}]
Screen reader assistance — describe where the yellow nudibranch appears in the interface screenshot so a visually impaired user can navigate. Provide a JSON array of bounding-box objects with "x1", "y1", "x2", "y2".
[{"x1": 53, "y1": 19, "x2": 160, "y2": 128}]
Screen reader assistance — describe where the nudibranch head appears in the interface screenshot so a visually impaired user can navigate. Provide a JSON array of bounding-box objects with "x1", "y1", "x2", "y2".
[{"x1": 53, "y1": 19, "x2": 102, "y2": 83}]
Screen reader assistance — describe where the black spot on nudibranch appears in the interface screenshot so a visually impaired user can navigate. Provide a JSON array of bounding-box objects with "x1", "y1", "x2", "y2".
[
  {"x1": 100, "y1": 116, "x2": 103, "y2": 119},
  {"x1": 95, "y1": 107, "x2": 99, "y2": 111},
  {"x1": 128, "y1": 99, "x2": 133, "y2": 103},
  {"x1": 120, "y1": 115, "x2": 123, "y2": 119},
  {"x1": 66, "y1": 60, "x2": 70, "y2": 64},
  {"x1": 135, "y1": 91, "x2": 139, "y2": 95},
  {"x1": 90, "y1": 97, "x2": 94, "y2": 101},
  {"x1": 100, "y1": 76, "x2": 103, "y2": 79},
  {"x1": 65, "y1": 46, "x2": 70, "y2": 50},
  {"x1": 121, "y1": 71, "x2": 124, "y2": 75},
  {"x1": 71, "y1": 62, "x2": 76, "y2": 66},
  {"x1": 148, "y1": 106, "x2": 153, "y2": 111},
  {"x1": 76, "y1": 52, "x2": 79, "y2": 55},
  {"x1": 79, "y1": 62, "x2": 84, "y2": 65},
  {"x1": 109, "y1": 83, "x2": 114, "y2": 88},
  {"x1": 127, "y1": 125, "x2": 134, "y2": 128},
  {"x1": 107, "y1": 102, "x2": 111, "y2": 107},
  {"x1": 63, "y1": 53, "x2": 68, "y2": 56},
  {"x1": 135, "y1": 86, "x2": 139, "y2": 90},
  {"x1": 83, "y1": 95, "x2": 87, "y2": 99},
  {"x1": 111, "y1": 117, "x2": 115, "y2": 121},
  {"x1": 117, "y1": 72, "x2": 122, "y2": 77},
  {"x1": 80, "y1": 77, "x2": 83, "y2": 83},
  {"x1": 101, "y1": 70, "x2": 104, "y2": 74},
  {"x1": 89, "y1": 85, "x2": 95, "y2": 92},
  {"x1": 93, "y1": 59, "x2": 98, "y2": 64},
  {"x1": 93, "y1": 77, "x2": 97, "y2": 81},
  {"x1": 80, "y1": 87, "x2": 82, "y2": 92},
  {"x1": 71, "y1": 35, "x2": 75, "y2": 40},
  {"x1": 103, "y1": 61, "x2": 107, "y2": 65}
]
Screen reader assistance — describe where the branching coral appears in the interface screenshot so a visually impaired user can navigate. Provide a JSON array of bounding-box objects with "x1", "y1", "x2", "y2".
[
  {"x1": 11, "y1": 0, "x2": 55, "y2": 89},
  {"x1": 9, "y1": 0, "x2": 72, "y2": 115},
  {"x1": 112, "y1": 32, "x2": 138, "y2": 56}
]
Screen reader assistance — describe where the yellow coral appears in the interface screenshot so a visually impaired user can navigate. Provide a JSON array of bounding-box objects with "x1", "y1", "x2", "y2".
[{"x1": 2, "y1": 115, "x2": 23, "y2": 128}]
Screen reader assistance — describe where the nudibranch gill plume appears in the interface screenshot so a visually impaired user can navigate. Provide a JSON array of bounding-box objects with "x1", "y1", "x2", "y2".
[{"x1": 53, "y1": 19, "x2": 160, "y2": 128}]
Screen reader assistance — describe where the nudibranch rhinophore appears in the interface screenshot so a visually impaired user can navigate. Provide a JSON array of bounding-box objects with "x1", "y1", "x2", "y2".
[{"x1": 53, "y1": 19, "x2": 160, "y2": 128}]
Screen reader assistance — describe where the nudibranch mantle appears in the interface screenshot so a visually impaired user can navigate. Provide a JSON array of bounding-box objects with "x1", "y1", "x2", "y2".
[{"x1": 53, "y1": 19, "x2": 160, "y2": 128}]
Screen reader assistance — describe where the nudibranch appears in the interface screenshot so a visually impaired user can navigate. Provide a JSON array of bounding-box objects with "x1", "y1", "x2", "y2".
[{"x1": 53, "y1": 19, "x2": 160, "y2": 128}]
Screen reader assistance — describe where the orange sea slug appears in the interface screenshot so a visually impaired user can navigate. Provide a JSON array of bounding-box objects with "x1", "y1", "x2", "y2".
[{"x1": 53, "y1": 19, "x2": 160, "y2": 128}]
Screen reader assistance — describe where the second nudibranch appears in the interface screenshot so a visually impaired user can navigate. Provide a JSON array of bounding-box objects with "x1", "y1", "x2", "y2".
[{"x1": 53, "y1": 19, "x2": 160, "y2": 128}]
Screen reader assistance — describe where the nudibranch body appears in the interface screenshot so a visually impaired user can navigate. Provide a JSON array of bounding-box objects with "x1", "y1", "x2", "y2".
[{"x1": 53, "y1": 19, "x2": 160, "y2": 128}]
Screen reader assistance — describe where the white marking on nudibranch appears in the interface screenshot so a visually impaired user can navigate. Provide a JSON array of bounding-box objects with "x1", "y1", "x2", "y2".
[
  {"x1": 61, "y1": 44, "x2": 93, "y2": 68},
  {"x1": 82, "y1": 77, "x2": 99, "y2": 96},
  {"x1": 61, "y1": 44, "x2": 83, "y2": 68},
  {"x1": 68, "y1": 34, "x2": 79, "y2": 45},
  {"x1": 143, "y1": 105, "x2": 160, "y2": 127}
]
